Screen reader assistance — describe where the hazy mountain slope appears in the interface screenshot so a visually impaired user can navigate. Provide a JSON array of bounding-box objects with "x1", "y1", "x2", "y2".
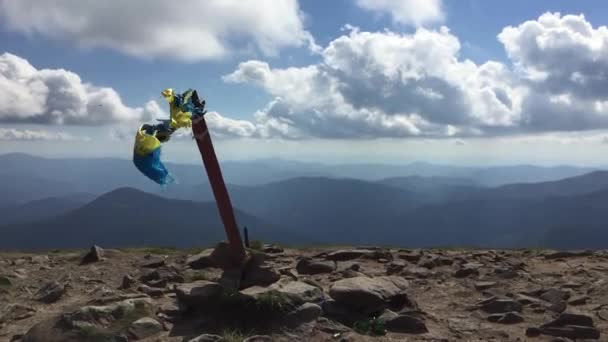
[
  {"x1": 485, "y1": 170, "x2": 608, "y2": 198},
  {"x1": 0, "y1": 188, "x2": 299, "y2": 250},
  {"x1": 0, "y1": 193, "x2": 96, "y2": 226}
]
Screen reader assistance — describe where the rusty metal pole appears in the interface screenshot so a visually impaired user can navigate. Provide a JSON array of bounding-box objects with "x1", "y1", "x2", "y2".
[{"x1": 192, "y1": 115, "x2": 246, "y2": 265}]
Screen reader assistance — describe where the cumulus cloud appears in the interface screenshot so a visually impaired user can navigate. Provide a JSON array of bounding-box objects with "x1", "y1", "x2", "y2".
[
  {"x1": 0, "y1": 53, "x2": 159, "y2": 125},
  {"x1": 224, "y1": 26, "x2": 523, "y2": 139},
  {"x1": 499, "y1": 12, "x2": 608, "y2": 131},
  {"x1": 223, "y1": 13, "x2": 608, "y2": 139},
  {"x1": 355, "y1": 0, "x2": 444, "y2": 26},
  {"x1": 0, "y1": 0, "x2": 318, "y2": 61},
  {"x1": 0, "y1": 128, "x2": 90, "y2": 141}
]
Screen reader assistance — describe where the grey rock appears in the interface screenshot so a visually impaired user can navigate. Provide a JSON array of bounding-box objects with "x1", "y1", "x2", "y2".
[
  {"x1": 474, "y1": 281, "x2": 497, "y2": 291},
  {"x1": 175, "y1": 281, "x2": 223, "y2": 307},
  {"x1": 568, "y1": 295, "x2": 589, "y2": 306},
  {"x1": 542, "y1": 313, "x2": 594, "y2": 328},
  {"x1": 326, "y1": 249, "x2": 374, "y2": 261},
  {"x1": 454, "y1": 265, "x2": 480, "y2": 278},
  {"x1": 386, "y1": 261, "x2": 406, "y2": 275},
  {"x1": 0, "y1": 304, "x2": 36, "y2": 324},
  {"x1": 487, "y1": 311, "x2": 524, "y2": 324},
  {"x1": 384, "y1": 314, "x2": 428, "y2": 334},
  {"x1": 35, "y1": 281, "x2": 66, "y2": 303},
  {"x1": 329, "y1": 276, "x2": 411, "y2": 314},
  {"x1": 23, "y1": 298, "x2": 155, "y2": 342},
  {"x1": 128, "y1": 317, "x2": 162, "y2": 339},
  {"x1": 142, "y1": 256, "x2": 166, "y2": 268},
  {"x1": 285, "y1": 303, "x2": 322, "y2": 328},
  {"x1": 119, "y1": 275, "x2": 135, "y2": 290},
  {"x1": 138, "y1": 284, "x2": 165, "y2": 297},
  {"x1": 262, "y1": 244, "x2": 284, "y2": 254},
  {"x1": 188, "y1": 334, "x2": 225, "y2": 342},
  {"x1": 544, "y1": 250, "x2": 593, "y2": 259},
  {"x1": 398, "y1": 250, "x2": 423, "y2": 263},
  {"x1": 540, "y1": 325, "x2": 600, "y2": 339},
  {"x1": 187, "y1": 242, "x2": 237, "y2": 270},
  {"x1": 479, "y1": 297, "x2": 522, "y2": 314},
  {"x1": 296, "y1": 258, "x2": 336, "y2": 275},
  {"x1": 81, "y1": 245, "x2": 104, "y2": 264}
]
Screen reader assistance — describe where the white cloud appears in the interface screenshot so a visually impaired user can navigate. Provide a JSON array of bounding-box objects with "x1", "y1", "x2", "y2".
[
  {"x1": 223, "y1": 13, "x2": 608, "y2": 139},
  {"x1": 356, "y1": 0, "x2": 444, "y2": 26},
  {"x1": 0, "y1": 0, "x2": 318, "y2": 61},
  {"x1": 0, "y1": 128, "x2": 90, "y2": 141},
  {"x1": 224, "y1": 26, "x2": 523, "y2": 139},
  {"x1": 499, "y1": 12, "x2": 608, "y2": 131},
  {"x1": 0, "y1": 53, "x2": 158, "y2": 125}
]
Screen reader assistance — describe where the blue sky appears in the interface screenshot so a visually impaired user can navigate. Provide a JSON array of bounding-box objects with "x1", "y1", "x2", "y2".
[{"x1": 2, "y1": 0, "x2": 608, "y2": 166}]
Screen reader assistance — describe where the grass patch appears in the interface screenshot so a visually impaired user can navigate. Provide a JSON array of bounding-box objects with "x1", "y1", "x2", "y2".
[
  {"x1": 353, "y1": 317, "x2": 386, "y2": 336},
  {"x1": 249, "y1": 240, "x2": 264, "y2": 251},
  {"x1": 184, "y1": 270, "x2": 214, "y2": 282},
  {"x1": 0, "y1": 275, "x2": 12, "y2": 288},
  {"x1": 254, "y1": 291, "x2": 294, "y2": 314},
  {"x1": 221, "y1": 328, "x2": 250, "y2": 342}
]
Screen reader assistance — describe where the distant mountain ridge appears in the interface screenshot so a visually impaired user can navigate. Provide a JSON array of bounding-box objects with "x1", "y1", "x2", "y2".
[
  {"x1": 0, "y1": 153, "x2": 600, "y2": 206},
  {"x1": 0, "y1": 188, "x2": 300, "y2": 250}
]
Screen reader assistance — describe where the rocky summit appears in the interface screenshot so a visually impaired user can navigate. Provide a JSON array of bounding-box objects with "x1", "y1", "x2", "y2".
[{"x1": 1, "y1": 245, "x2": 607, "y2": 341}]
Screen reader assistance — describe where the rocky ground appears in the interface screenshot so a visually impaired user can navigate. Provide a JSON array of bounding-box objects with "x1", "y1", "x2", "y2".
[{"x1": 1, "y1": 244, "x2": 607, "y2": 342}]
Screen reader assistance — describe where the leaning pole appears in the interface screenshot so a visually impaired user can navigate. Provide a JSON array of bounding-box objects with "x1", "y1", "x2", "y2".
[{"x1": 192, "y1": 115, "x2": 246, "y2": 264}]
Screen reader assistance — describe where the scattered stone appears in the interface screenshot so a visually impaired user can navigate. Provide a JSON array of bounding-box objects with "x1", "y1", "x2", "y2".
[
  {"x1": 316, "y1": 317, "x2": 351, "y2": 334},
  {"x1": 329, "y1": 276, "x2": 412, "y2": 314},
  {"x1": 0, "y1": 304, "x2": 36, "y2": 323},
  {"x1": 544, "y1": 250, "x2": 593, "y2": 259},
  {"x1": 142, "y1": 256, "x2": 166, "y2": 268},
  {"x1": 138, "y1": 284, "x2": 165, "y2": 297},
  {"x1": 273, "y1": 281, "x2": 324, "y2": 303},
  {"x1": 474, "y1": 281, "x2": 497, "y2": 291},
  {"x1": 30, "y1": 255, "x2": 49, "y2": 264},
  {"x1": 241, "y1": 251, "x2": 281, "y2": 288},
  {"x1": 494, "y1": 266, "x2": 518, "y2": 279},
  {"x1": 175, "y1": 281, "x2": 223, "y2": 307},
  {"x1": 188, "y1": 334, "x2": 225, "y2": 342},
  {"x1": 187, "y1": 242, "x2": 237, "y2": 270},
  {"x1": 526, "y1": 327, "x2": 542, "y2": 337},
  {"x1": 35, "y1": 281, "x2": 66, "y2": 303},
  {"x1": 262, "y1": 244, "x2": 284, "y2": 254},
  {"x1": 22, "y1": 298, "x2": 154, "y2": 342},
  {"x1": 534, "y1": 313, "x2": 600, "y2": 339},
  {"x1": 386, "y1": 261, "x2": 406, "y2": 275},
  {"x1": 81, "y1": 245, "x2": 104, "y2": 264},
  {"x1": 140, "y1": 267, "x2": 184, "y2": 285},
  {"x1": 540, "y1": 325, "x2": 600, "y2": 339},
  {"x1": 296, "y1": 258, "x2": 336, "y2": 275},
  {"x1": 403, "y1": 266, "x2": 432, "y2": 279},
  {"x1": 454, "y1": 265, "x2": 480, "y2": 278},
  {"x1": 487, "y1": 311, "x2": 524, "y2": 324},
  {"x1": 479, "y1": 297, "x2": 522, "y2": 314},
  {"x1": 128, "y1": 317, "x2": 162, "y2": 339},
  {"x1": 119, "y1": 275, "x2": 136, "y2": 289},
  {"x1": 398, "y1": 250, "x2": 423, "y2": 263},
  {"x1": 384, "y1": 314, "x2": 428, "y2": 334},
  {"x1": 568, "y1": 296, "x2": 591, "y2": 306},
  {"x1": 326, "y1": 249, "x2": 374, "y2": 261},
  {"x1": 285, "y1": 302, "x2": 322, "y2": 328}
]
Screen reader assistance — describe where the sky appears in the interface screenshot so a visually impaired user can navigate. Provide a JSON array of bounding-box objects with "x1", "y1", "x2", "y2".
[{"x1": 2, "y1": 0, "x2": 608, "y2": 166}]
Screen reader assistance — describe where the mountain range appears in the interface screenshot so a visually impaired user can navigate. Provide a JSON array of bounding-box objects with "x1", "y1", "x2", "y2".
[{"x1": 2, "y1": 153, "x2": 608, "y2": 250}]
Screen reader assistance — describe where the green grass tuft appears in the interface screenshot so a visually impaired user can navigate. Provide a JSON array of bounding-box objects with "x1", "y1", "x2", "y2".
[{"x1": 353, "y1": 317, "x2": 386, "y2": 336}]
